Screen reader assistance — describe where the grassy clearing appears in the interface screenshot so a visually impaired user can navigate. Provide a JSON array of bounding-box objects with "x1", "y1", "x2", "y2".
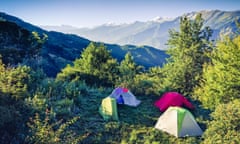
[{"x1": 73, "y1": 89, "x2": 203, "y2": 144}]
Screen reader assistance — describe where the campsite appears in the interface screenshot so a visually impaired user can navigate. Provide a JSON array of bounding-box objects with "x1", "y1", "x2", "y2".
[
  {"x1": 1, "y1": 14, "x2": 240, "y2": 144},
  {"x1": 70, "y1": 87, "x2": 205, "y2": 143},
  {"x1": 1, "y1": 1, "x2": 240, "y2": 144}
]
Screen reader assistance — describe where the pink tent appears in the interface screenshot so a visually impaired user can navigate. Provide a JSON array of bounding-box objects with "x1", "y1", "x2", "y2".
[{"x1": 154, "y1": 92, "x2": 194, "y2": 112}]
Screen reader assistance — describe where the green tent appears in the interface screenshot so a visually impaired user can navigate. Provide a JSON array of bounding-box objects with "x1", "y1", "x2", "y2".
[
  {"x1": 99, "y1": 97, "x2": 119, "y2": 121},
  {"x1": 155, "y1": 106, "x2": 203, "y2": 137}
]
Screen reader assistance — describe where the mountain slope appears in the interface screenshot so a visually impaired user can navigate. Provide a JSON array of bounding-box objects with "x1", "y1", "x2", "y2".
[
  {"x1": 0, "y1": 12, "x2": 168, "y2": 77},
  {"x1": 0, "y1": 20, "x2": 41, "y2": 64},
  {"x1": 44, "y1": 10, "x2": 240, "y2": 50}
]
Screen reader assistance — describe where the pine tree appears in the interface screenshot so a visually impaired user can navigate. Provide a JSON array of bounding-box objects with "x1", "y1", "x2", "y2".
[
  {"x1": 57, "y1": 42, "x2": 119, "y2": 87},
  {"x1": 161, "y1": 14, "x2": 213, "y2": 95},
  {"x1": 117, "y1": 52, "x2": 142, "y2": 86}
]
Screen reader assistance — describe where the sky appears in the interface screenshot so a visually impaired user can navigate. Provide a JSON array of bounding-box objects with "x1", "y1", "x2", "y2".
[{"x1": 0, "y1": 0, "x2": 240, "y2": 28}]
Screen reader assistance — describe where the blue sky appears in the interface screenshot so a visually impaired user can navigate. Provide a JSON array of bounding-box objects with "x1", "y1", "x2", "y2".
[{"x1": 0, "y1": 0, "x2": 239, "y2": 28}]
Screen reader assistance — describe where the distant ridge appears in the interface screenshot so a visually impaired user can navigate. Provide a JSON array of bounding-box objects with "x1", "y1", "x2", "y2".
[{"x1": 41, "y1": 10, "x2": 240, "y2": 50}]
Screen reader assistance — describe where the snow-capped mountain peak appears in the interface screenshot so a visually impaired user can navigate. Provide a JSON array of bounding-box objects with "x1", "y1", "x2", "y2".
[{"x1": 151, "y1": 16, "x2": 174, "y2": 23}]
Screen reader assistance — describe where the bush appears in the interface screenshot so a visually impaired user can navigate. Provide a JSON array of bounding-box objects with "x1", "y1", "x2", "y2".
[
  {"x1": 26, "y1": 110, "x2": 84, "y2": 144},
  {"x1": 202, "y1": 99, "x2": 240, "y2": 144}
]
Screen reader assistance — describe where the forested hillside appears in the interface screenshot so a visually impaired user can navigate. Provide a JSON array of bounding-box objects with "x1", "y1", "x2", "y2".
[
  {"x1": 0, "y1": 12, "x2": 168, "y2": 77},
  {"x1": 0, "y1": 13, "x2": 240, "y2": 144}
]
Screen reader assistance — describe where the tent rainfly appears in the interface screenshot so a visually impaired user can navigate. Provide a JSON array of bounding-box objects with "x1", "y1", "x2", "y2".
[
  {"x1": 155, "y1": 106, "x2": 203, "y2": 137},
  {"x1": 154, "y1": 92, "x2": 194, "y2": 112}
]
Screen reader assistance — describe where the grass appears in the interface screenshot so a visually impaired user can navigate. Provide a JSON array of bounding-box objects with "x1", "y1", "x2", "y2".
[{"x1": 71, "y1": 89, "x2": 204, "y2": 144}]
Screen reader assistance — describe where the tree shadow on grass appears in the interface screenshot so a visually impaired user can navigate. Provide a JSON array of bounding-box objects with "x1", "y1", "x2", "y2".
[{"x1": 117, "y1": 95, "x2": 161, "y2": 127}]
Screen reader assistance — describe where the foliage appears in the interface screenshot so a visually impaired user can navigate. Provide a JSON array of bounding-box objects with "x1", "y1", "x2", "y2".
[
  {"x1": 161, "y1": 14, "x2": 213, "y2": 95},
  {"x1": 122, "y1": 67, "x2": 164, "y2": 96},
  {"x1": 53, "y1": 98, "x2": 74, "y2": 118},
  {"x1": 0, "y1": 57, "x2": 34, "y2": 143},
  {"x1": 194, "y1": 36, "x2": 240, "y2": 110},
  {"x1": 118, "y1": 52, "x2": 139, "y2": 83},
  {"x1": 25, "y1": 93, "x2": 49, "y2": 113},
  {"x1": 25, "y1": 78, "x2": 90, "y2": 117},
  {"x1": 0, "y1": 21, "x2": 47, "y2": 65},
  {"x1": 0, "y1": 57, "x2": 33, "y2": 100},
  {"x1": 26, "y1": 110, "x2": 84, "y2": 144},
  {"x1": 202, "y1": 99, "x2": 240, "y2": 144},
  {"x1": 57, "y1": 42, "x2": 119, "y2": 87},
  {"x1": 116, "y1": 52, "x2": 144, "y2": 88}
]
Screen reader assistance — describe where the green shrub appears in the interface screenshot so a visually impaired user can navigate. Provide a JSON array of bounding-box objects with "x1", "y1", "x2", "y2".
[
  {"x1": 26, "y1": 110, "x2": 84, "y2": 144},
  {"x1": 202, "y1": 100, "x2": 240, "y2": 144}
]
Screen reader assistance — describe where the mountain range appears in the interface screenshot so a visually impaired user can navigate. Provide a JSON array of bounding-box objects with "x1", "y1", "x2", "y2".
[
  {"x1": 42, "y1": 10, "x2": 240, "y2": 50},
  {"x1": 1, "y1": 10, "x2": 239, "y2": 77},
  {"x1": 0, "y1": 12, "x2": 168, "y2": 77}
]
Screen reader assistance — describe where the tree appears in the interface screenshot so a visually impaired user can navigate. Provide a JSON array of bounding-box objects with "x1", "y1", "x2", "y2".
[
  {"x1": 117, "y1": 52, "x2": 142, "y2": 86},
  {"x1": 57, "y1": 42, "x2": 119, "y2": 87},
  {"x1": 194, "y1": 36, "x2": 240, "y2": 110},
  {"x1": 161, "y1": 13, "x2": 213, "y2": 95}
]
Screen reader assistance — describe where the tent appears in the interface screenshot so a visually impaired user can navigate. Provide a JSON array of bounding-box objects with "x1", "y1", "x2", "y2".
[
  {"x1": 110, "y1": 87, "x2": 141, "y2": 107},
  {"x1": 154, "y1": 92, "x2": 194, "y2": 112},
  {"x1": 155, "y1": 106, "x2": 203, "y2": 137},
  {"x1": 99, "y1": 97, "x2": 119, "y2": 121}
]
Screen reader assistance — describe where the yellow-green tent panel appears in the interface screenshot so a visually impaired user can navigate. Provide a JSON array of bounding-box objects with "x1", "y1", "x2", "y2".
[{"x1": 99, "y1": 97, "x2": 119, "y2": 121}]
